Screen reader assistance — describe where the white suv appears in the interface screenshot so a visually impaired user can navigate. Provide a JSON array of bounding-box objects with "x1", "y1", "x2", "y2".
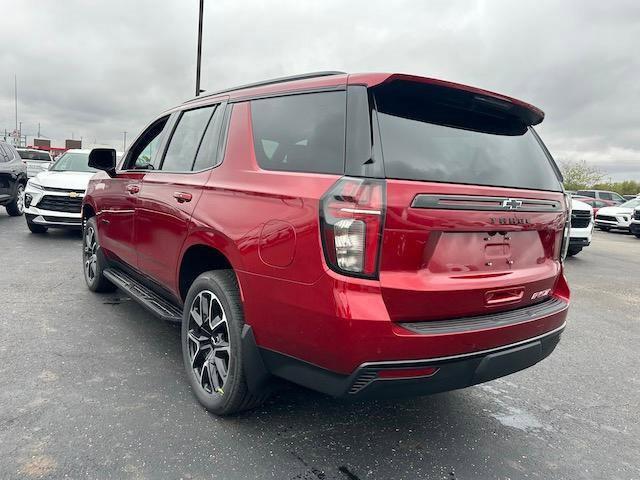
[
  {"x1": 568, "y1": 198, "x2": 593, "y2": 256},
  {"x1": 24, "y1": 149, "x2": 120, "y2": 233}
]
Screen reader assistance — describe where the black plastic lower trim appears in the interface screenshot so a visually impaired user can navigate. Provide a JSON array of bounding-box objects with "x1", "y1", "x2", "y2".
[
  {"x1": 260, "y1": 325, "x2": 564, "y2": 399},
  {"x1": 569, "y1": 237, "x2": 590, "y2": 247}
]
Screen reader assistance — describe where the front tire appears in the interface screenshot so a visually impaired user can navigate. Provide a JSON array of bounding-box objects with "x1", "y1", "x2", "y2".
[
  {"x1": 567, "y1": 246, "x2": 582, "y2": 257},
  {"x1": 5, "y1": 184, "x2": 25, "y2": 216},
  {"x1": 82, "y1": 217, "x2": 116, "y2": 292},
  {"x1": 182, "y1": 270, "x2": 267, "y2": 415},
  {"x1": 26, "y1": 217, "x2": 48, "y2": 234}
]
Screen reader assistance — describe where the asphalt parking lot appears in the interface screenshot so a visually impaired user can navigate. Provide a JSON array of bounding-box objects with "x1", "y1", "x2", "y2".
[{"x1": 1, "y1": 211, "x2": 638, "y2": 480}]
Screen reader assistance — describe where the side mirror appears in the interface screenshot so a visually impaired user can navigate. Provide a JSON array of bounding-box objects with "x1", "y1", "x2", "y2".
[{"x1": 88, "y1": 148, "x2": 117, "y2": 177}]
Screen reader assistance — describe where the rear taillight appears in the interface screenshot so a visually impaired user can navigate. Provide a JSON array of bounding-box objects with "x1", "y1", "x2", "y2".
[
  {"x1": 320, "y1": 177, "x2": 385, "y2": 278},
  {"x1": 559, "y1": 193, "x2": 571, "y2": 262}
]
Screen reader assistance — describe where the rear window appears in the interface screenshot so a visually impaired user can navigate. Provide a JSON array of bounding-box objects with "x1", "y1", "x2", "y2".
[
  {"x1": 373, "y1": 81, "x2": 562, "y2": 191},
  {"x1": 250, "y1": 91, "x2": 345, "y2": 174},
  {"x1": 17, "y1": 150, "x2": 51, "y2": 161}
]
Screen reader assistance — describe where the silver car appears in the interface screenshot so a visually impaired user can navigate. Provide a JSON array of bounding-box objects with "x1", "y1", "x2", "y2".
[{"x1": 15, "y1": 148, "x2": 54, "y2": 177}]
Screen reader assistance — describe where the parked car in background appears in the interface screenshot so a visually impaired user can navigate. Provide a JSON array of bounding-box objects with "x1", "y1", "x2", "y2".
[
  {"x1": 571, "y1": 195, "x2": 617, "y2": 216},
  {"x1": 23, "y1": 149, "x2": 121, "y2": 233},
  {"x1": 16, "y1": 148, "x2": 54, "y2": 177},
  {"x1": 82, "y1": 71, "x2": 570, "y2": 415},
  {"x1": 576, "y1": 189, "x2": 626, "y2": 204},
  {"x1": 630, "y1": 207, "x2": 640, "y2": 238},
  {"x1": 622, "y1": 194, "x2": 639, "y2": 201},
  {"x1": 594, "y1": 197, "x2": 640, "y2": 231},
  {"x1": 567, "y1": 199, "x2": 593, "y2": 256},
  {"x1": 0, "y1": 141, "x2": 27, "y2": 216}
]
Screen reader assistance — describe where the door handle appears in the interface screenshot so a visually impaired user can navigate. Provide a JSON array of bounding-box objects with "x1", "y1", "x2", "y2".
[
  {"x1": 173, "y1": 191, "x2": 192, "y2": 203},
  {"x1": 126, "y1": 184, "x2": 140, "y2": 194}
]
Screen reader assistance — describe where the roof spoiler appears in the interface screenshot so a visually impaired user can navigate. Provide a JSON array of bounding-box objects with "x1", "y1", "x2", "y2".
[{"x1": 372, "y1": 74, "x2": 545, "y2": 126}]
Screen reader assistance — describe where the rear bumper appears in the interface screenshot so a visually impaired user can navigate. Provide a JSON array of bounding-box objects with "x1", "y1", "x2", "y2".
[{"x1": 260, "y1": 324, "x2": 564, "y2": 399}]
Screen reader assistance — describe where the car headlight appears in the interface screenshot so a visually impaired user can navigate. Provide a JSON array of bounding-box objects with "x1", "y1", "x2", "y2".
[{"x1": 27, "y1": 181, "x2": 44, "y2": 191}]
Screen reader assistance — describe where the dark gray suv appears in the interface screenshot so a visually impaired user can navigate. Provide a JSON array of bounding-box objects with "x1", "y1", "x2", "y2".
[{"x1": 0, "y1": 141, "x2": 28, "y2": 216}]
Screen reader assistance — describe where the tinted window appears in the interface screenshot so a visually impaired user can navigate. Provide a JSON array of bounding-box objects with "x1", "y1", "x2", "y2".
[
  {"x1": 599, "y1": 192, "x2": 613, "y2": 200},
  {"x1": 161, "y1": 107, "x2": 214, "y2": 172},
  {"x1": 192, "y1": 105, "x2": 224, "y2": 171},
  {"x1": 577, "y1": 190, "x2": 596, "y2": 198},
  {"x1": 250, "y1": 91, "x2": 346, "y2": 174},
  {"x1": 374, "y1": 82, "x2": 562, "y2": 191},
  {"x1": 0, "y1": 144, "x2": 9, "y2": 162},
  {"x1": 17, "y1": 150, "x2": 51, "y2": 161}
]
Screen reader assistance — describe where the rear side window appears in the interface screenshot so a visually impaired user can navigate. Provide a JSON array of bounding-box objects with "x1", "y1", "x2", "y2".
[
  {"x1": 161, "y1": 106, "x2": 214, "y2": 172},
  {"x1": 374, "y1": 81, "x2": 562, "y2": 191},
  {"x1": 250, "y1": 91, "x2": 346, "y2": 174},
  {"x1": 0, "y1": 144, "x2": 9, "y2": 162}
]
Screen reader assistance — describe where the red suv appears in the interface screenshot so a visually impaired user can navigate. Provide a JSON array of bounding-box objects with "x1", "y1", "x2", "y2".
[{"x1": 83, "y1": 72, "x2": 570, "y2": 415}]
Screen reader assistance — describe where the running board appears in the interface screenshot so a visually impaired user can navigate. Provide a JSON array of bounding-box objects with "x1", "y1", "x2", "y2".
[{"x1": 103, "y1": 268, "x2": 183, "y2": 323}]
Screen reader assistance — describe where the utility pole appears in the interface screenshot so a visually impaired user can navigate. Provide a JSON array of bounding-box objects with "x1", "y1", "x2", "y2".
[
  {"x1": 195, "y1": 0, "x2": 204, "y2": 96},
  {"x1": 123, "y1": 131, "x2": 127, "y2": 151},
  {"x1": 38, "y1": 123, "x2": 41, "y2": 138},
  {"x1": 14, "y1": 75, "x2": 18, "y2": 133}
]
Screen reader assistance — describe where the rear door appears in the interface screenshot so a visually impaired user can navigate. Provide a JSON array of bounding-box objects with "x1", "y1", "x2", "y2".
[
  {"x1": 354, "y1": 80, "x2": 567, "y2": 322},
  {"x1": 135, "y1": 102, "x2": 227, "y2": 292}
]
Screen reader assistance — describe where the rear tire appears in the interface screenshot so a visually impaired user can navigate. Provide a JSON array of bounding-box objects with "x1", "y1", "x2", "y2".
[
  {"x1": 566, "y1": 246, "x2": 582, "y2": 257},
  {"x1": 182, "y1": 270, "x2": 268, "y2": 415},
  {"x1": 82, "y1": 216, "x2": 116, "y2": 293},
  {"x1": 26, "y1": 217, "x2": 48, "y2": 234},
  {"x1": 5, "y1": 184, "x2": 25, "y2": 216}
]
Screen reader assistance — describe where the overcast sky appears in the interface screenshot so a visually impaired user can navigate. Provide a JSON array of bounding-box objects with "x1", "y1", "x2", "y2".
[{"x1": 1, "y1": 0, "x2": 639, "y2": 180}]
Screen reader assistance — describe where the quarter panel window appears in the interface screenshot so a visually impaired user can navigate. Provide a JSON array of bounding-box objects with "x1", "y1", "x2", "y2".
[
  {"x1": 250, "y1": 91, "x2": 346, "y2": 174},
  {"x1": 161, "y1": 106, "x2": 214, "y2": 172}
]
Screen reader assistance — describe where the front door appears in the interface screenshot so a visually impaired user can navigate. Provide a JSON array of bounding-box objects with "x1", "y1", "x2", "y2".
[
  {"x1": 98, "y1": 115, "x2": 171, "y2": 269},
  {"x1": 135, "y1": 102, "x2": 226, "y2": 294}
]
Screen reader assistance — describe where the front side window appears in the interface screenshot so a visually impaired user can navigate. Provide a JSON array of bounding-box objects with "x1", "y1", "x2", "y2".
[
  {"x1": 161, "y1": 106, "x2": 215, "y2": 172},
  {"x1": 612, "y1": 192, "x2": 625, "y2": 202},
  {"x1": 126, "y1": 116, "x2": 169, "y2": 170},
  {"x1": 250, "y1": 91, "x2": 346, "y2": 174}
]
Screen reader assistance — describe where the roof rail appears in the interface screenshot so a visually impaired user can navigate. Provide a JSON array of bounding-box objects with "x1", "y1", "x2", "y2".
[{"x1": 183, "y1": 71, "x2": 347, "y2": 104}]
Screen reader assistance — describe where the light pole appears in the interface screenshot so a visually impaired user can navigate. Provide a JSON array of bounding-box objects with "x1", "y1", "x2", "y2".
[
  {"x1": 123, "y1": 131, "x2": 127, "y2": 151},
  {"x1": 195, "y1": 0, "x2": 204, "y2": 96}
]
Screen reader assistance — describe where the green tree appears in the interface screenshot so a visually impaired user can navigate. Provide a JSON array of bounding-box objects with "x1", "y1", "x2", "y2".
[{"x1": 559, "y1": 160, "x2": 606, "y2": 191}]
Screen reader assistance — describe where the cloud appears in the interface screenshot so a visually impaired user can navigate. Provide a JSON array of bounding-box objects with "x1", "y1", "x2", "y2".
[{"x1": 0, "y1": 0, "x2": 638, "y2": 179}]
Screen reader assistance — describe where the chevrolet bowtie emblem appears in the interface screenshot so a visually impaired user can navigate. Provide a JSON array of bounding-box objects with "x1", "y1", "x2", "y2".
[
  {"x1": 501, "y1": 198, "x2": 523, "y2": 210},
  {"x1": 68, "y1": 191, "x2": 79, "y2": 198}
]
